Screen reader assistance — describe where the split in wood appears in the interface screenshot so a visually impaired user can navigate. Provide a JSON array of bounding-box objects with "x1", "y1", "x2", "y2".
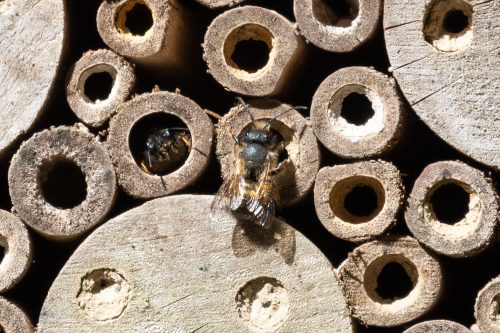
[
  {"x1": 294, "y1": 0, "x2": 382, "y2": 52},
  {"x1": 405, "y1": 161, "x2": 498, "y2": 257},
  {"x1": 203, "y1": 6, "x2": 306, "y2": 96},
  {"x1": 338, "y1": 235, "x2": 442, "y2": 327},
  {"x1": 107, "y1": 91, "x2": 213, "y2": 199},
  {"x1": 66, "y1": 49, "x2": 136, "y2": 128},
  {"x1": 314, "y1": 160, "x2": 404, "y2": 242},
  {"x1": 8, "y1": 126, "x2": 117, "y2": 241},
  {"x1": 403, "y1": 319, "x2": 472, "y2": 333},
  {"x1": 195, "y1": 0, "x2": 247, "y2": 9},
  {"x1": 311, "y1": 66, "x2": 404, "y2": 158},
  {"x1": 474, "y1": 275, "x2": 500, "y2": 332},
  {"x1": 0, "y1": 296, "x2": 34, "y2": 333},
  {"x1": 215, "y1": 99, "x2": 320, "y2": 206}
]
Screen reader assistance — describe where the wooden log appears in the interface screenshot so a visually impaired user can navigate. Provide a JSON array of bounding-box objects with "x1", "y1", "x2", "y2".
[
  {"x1": 338, "y1": 235, "x2": 442, "y2": 327},
  {"x1": 310, "y1": 66, "x2": 404, "y2": 159},
  {"x1": 195, "y1": 0, "x2": 247, "y2": 9},
  {"x1": 106, "y1": 91, "x2": 213, "y2": 199},
  {"x1": 0, "y1": 210, "x2": 31, "y2": 292},
  {"x1": 405, "y1": 161, "x2": 498, "y2": 257},
  {"x1": 0, "y1": 0, "x2": 65, "y2": 157},
  {"x1": 403, "y1": 320, "x2": 471, "y2": 333},
  {"x1": 66, "y1": 49, "x2": 136, "y2": 128},
  {"x1": 8, "y1": 126, "x2": 117, "y2": 240},
  {"x1": 474, "y1": 275, "x2": 500, "y2": 332},
  {"x1": 37, "y1": 195, "x2": 354, "y2": 332},
  {"x1": 294, "y1": 0, "x2": 382, "y2": 52},
  {"x1": 203, "y1": 6, "x2": 306, "y2": 96},
  {"x1": 0, "y1": 297, "x2": 34, "y2": 333},
  {"x1": 384, "y1": 0, "x2": 500, "y2": 170},
  {"x1": 314, "y1": 160, "x2": 404, "y2": 242},
  {"x1": 215, "y1": 99, "x2": 320, "y2": 206}
]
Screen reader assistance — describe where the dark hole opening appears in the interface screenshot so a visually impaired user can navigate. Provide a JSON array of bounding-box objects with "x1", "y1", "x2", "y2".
[
  {"x1": 430, "y1": 183, "x2": 470, "y2": 224},
  {"x1": 344, "y1": 185, "x2": 378, "y2": 217},
  {"x1": 443, "y1": 9, "x2": 469, "y2": 34},
  {"x1": 231, "y1": 39, "x2": 270, "y2": 73},
  {"x1": 129, "y1": 112, "x2": 191, "y2": 176},
  {"x1": 340, "y1": 92, "x2": 374, "y2": 126},
  {"x1": 375, "y1": 262, "x2": 414, "y2": 300},
  {"x1": 125, "y1": 2, "x2": 153, "y2": 36},
  {"x1": 324, "y1": 0, "x2": 357, "y2": 19},
  {"x1": 0, "y1": 246, "x2": 4, "y2": 264},
  {"x1": 84, "y1": 72, "x2": 113, "y2": 103},
  {"x1": 40, "y1": 159, "x2": 87, "y2": 209}
]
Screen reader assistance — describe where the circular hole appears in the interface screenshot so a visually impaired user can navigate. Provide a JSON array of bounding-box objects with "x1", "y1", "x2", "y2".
[
  {"x1": 39, "y1": 158, "x2": 87, "y2": 209},
  {"x1": 329, "y1": 176, "x2": 385, "y2": 223},
  {"x1": 115, "y1": 0, "x2": 153, "y2": 37},
  {"x1": 430, "y1": 182, "x2": 470, "y2": 224},
  {"x1": 83, "y1": 71, "x2": 114, "y2": 103},
  {"x1": 340, "y1": 92, "x2": 375, "y2": 126},
  {"x1": 490, "y1": 294, "x2": 500, "y2": 323},
  {"x1": 443, "y1": 9, "x2": 469, "y2": 34},
  {"x1": 129, "y1": 113, "x2": 192, "y2": 176},
  {"x1": 224, "y1": 24, "x2": 273, "y2": 74},
  {"x1": 235, "y1": 277, "x2": 290, "y2": 332},
  {"x1": 313, "y1": 0, "x2": 360, "y2": 27}
]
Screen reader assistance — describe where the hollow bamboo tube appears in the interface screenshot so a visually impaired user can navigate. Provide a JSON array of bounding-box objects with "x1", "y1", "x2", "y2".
[
  {"x1": 0, "y1": 297, "x2": 34, "y2": 333},
  {"x1": 195, "y1": 0, "x2": 247, "y2": 9},
  {"x1": 66, "y1": 49, "x2": 136, "y2": 128},
  {"x1": 314, "y1": 160, "x2": 404, "y2": 242},
  {"x1": 38, "y1": 195, "x2": 354, "y2": 332},
  {"x1": 8, "y1": 126, "x2": 117, "y2": 241},
  {"x1": 203, "y1": 6, "x2": 306, "y2": 96},
  {"x1": 215, "y1": 99, "x2": 320, "y2": 206},
  {"x1": 310, "y1": 66, "x2": 404, "y2": 159},
  {"x1": 97, "y1": 0, "x2": 188, "y2": 71},
  {"x1": 294, "y1": 0, "x2": 382, "y2": 52},
  {"x1": 338, "y1": 235, "x2": 442, "y2": 327},
  {"x1": 405, "y1": 161, "x2": 498, "y2": 258},
  {"x1": 403, "y1": 320, "x2": 471, "y2": 333},
  {"x1": 474, "y1": 276, "x2": 500, "y2": 332},
  {"x1": 106, "y1": 91, "x2": 213, "y2": 199},
  {"x1": 0, "y1": 0, "x2": 65, "y2": 157}
]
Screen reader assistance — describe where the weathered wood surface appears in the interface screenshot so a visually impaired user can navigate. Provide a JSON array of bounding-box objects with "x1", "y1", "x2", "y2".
[
  {"x1": 384, "y1": 0, "x2": 500, "y2": 169},
  {"x1": 38, "y1": 195, "x2": 353, "y2": 332},
  {"x1": 0, "y1": 0, "x2": 65, "y2": 157}
]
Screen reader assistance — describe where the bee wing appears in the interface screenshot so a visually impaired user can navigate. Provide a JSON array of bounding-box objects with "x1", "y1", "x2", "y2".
[
  {"x1": 211, "y1": 157, "x2": 246, "y2": 219},
  {"x1": 247, "y1": 161, "x2": 277, "y2": 229}
]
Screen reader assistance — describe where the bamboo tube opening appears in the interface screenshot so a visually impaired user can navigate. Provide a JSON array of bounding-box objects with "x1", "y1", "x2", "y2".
[
  {"x1": 313, "y1": 0, "x2": 360, "y2": 27},
  {"x1": 423, "y1": 0, "x2": 473, "y2": 52},
  {"x1": 474, "y1": 276, "x2": 500, "y2": 332},
  {"x1": 0, "y1": 297, "x2": 34, "y2": 333},
  {"x1": 115, "y1": 0, "x2": 154, "y2": 37},
  {"x1": 80, "y1": 68, "x2": 115, "y2": 103},
  {"x1": 427, "y1": 181, "x2": 471, "y2": 225}
]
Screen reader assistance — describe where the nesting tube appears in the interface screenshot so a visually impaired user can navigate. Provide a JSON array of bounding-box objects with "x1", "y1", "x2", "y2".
[
  {"x1": 314, "y1": 160, "x2": 404, "y2": 242},
  {"x1": 0, "y1": 210, "x2": 31, "y2": 292},
  {"x1": 216, "y1": 99, "x2": 320, "y2": 206},
  {"x1": 405, "y1": 161, "x2": 498, "y2": 257},
  {"x1": 195, "y1": 0, "x2": 247, "y2": 9},
  {"x1": 294, "y1": 0, "x2": 382, "y2": 52},
  {"x1": 66, "y1": 49, "x2": 136, "y2": 128},
  {"x1": 311, "y1": 66, "x2": 404, "y2": 159},
  {"x1": 203, "y1": 6, "x2": 305, "y2": 96},
  {"x1": 403, "y1": 320, "x2": 472, "y2": 333},
  {"x1": 107, "y1": 91, "x2": 213, "y2": 199},
  {"x1": 0, "y1": 297, "x2": 34, "y2": 333},
  {"x1": 8, "y1": 126, "x2": 117, "y2": 240},
  {"x1": 474, "y1": 276, "x2": 500, "y2": 332},
  {"x1": 338, "y1": 236, "x2": 442, "y2": 327},
  {"x1": 97, "y1": 0, "x2": 188, "y2": 71}
]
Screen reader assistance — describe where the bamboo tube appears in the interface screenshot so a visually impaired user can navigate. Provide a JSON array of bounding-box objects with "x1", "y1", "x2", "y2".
[
  {"x1": 195, "y1": 0, "x2": 247, "y2": 9},
  {"x1": 403, "y1": 320, "x2": 471, "y2": 333},
  {"x1": 38, "y1": 195, "x2": 354, "y2": 332},
  {"x1": 474, "y1": 276, "x2": 500, "y2": 332},
  {"x1": 8, "y1": 126, "x2": 117, "y2": 241},
  {"x1": 314, "y1": 160, "x2": 404, "y2": 242},
  {"x1": 0, "y1": 0, "x2": 65, "y2": 157},
  {"x1": 203, "y1": 6, "x2": 306, "y2": 96},
  {"x1": 0, "y1": 297, "x2": 34, "y2": 333},
  {"x1": 384, "y1": 0, "x2": 500, "y2": 170},
  {"x1": 96, "y1": 0, "x2": 188, "y2": 71},
  {"x1": 106, "y1": 91, "x2": 213, "y2": 199},
  {"x1": 338, "y1": 236, "x2": 442, "y2": 327},
  {"x1": 66, "y1": 49, "x2": 136, "y2": 128},
  {"x1": 0, "y1": 210, "x2": 31, "y2": 292},
  {"x1": 215, "y1": 99, "x2": 320, "y2": 206},
  {"x1": 310, "y1": 66, "x2": 404, "y2": 159},
  {"x1": 294, "y1": 0, "x2": 382, "y2": 52},
  {"x1": 405, "y1": 161, "x2": 498, "y2": 257}
]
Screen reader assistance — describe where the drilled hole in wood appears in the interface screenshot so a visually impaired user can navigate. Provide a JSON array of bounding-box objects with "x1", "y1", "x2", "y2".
[
  {"x1": 340, "y1": 92, "x2": 375, "y2": 126},
  {"x1": 115, "y1": 0, "x2": 153, "y2": 37},
  {"x1": 313, "y1": 0, "x2": 360, "y2": 27},
  {"x1": 39, "y1": 158, "x2": 87, "y2": 209},
  {"x1": 443, "y1": 9, "x2": 469, "y2": 33},
  {"x1": 83, "y1": 71, "x2": 113, "y2": 103},
  {"x1": 430, "y1": 182, "x2": 470, "y2": 225}
]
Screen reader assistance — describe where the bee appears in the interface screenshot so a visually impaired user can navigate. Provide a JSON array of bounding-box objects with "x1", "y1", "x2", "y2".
[
  {"x1": 211, "y1": 98, "x2": 305, "y2": 229},
  {"x1": 139, "y1": 127, "x2": 192, "y2": 175}
]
